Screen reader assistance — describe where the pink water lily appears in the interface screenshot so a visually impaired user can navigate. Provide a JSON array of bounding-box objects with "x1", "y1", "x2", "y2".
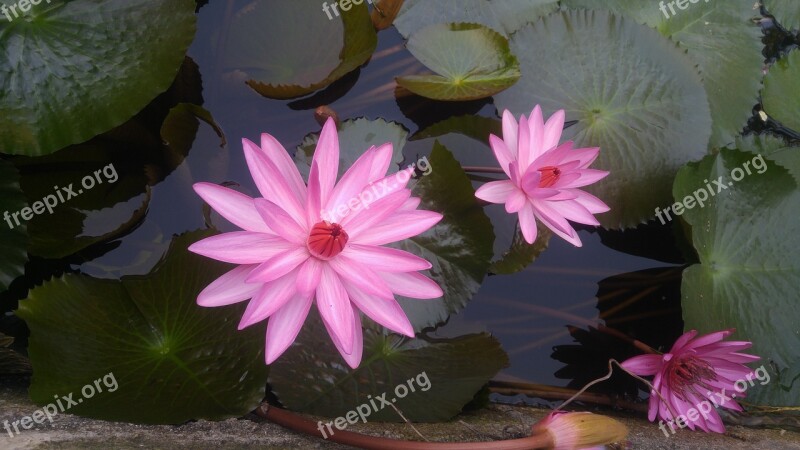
[
  {"x1": 189, "y1": 118, "x2": 443, "y2": 368},
  {"x1": 622, "y1": 329, "x2": 760, "y2": 433},
  {"x1": 475, "y1": 106, "x2": 610, "y2": 247}
]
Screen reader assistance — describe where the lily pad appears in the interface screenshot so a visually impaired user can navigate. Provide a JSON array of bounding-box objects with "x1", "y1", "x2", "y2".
[
  {"x1": 223, "y1": 0, "x2": 376, "y2": 100},
  {"x1": 394, "y1": 0, "x2": 558, "y2": 37},
  {"x1": 675, "y1": 148, "x2": 800, "y2": 406},
  {"x1": 765, "y1": 0, "x2": 800, "y2": 31},
  {"x1": 489, "y1": 222, "x2": 550, "y2": 275},
  {"x1": 731, "y1": 134, "x2": 800, "y2": 182},
  {"x1": 270, "y1": 313, "x2": 508, "y2": 422},
  {"x1": 763, "y1": 50, "x2": 800, "y2": 134},
  {"x1": 494, "y1": 10, "x2": 711, "y2": 229},
  {"x1": 0, "y1": 0, "x2": 197, "y2": 156},
  {"x1": 0, "y1": 160, "x2": 27, "y2": 292},
  {"x1": 394, "y1": 141, "x2": 494, "y2": 330},
  {"x1": 396, "y1": 23, "x2": 520, "y2": 101},
  {"x1": 563, "y1": 0, "x2": 764, "y2": 148},
  {"x1": 16, "y1": 230, "x2": 268, "y2": 423}
]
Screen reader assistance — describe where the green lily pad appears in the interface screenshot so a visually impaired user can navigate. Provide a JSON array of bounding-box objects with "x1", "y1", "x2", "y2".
[
  {"x1": 222, "y1": 0, "x2": 376, "y2": 100},
  {"x1": 395, "y1": 141, "x2": 494, "y2": 330},
  {"x1": 16, "y1": 230, "x2": 268, "y2": 423},
  {"x1": 0, "y1": 160, "x2": 28, "y2": 292},
  {"x1": 765, "y1": 0, "x2": 800, "y2": 31},
  {"x1": 563, "y1": 0, "x2": 763, "y2": 148},
  {"x1": 731, "y1": 134, "x2": 800, "y2": 182},
  {"x1": 12, "y1": 101, "x2": 218, "y2": 259},
  {"x1": 494, "y1": 10, "x2": 711, "y2": 229},
  {"x1": 396, "y1": 23, "x2": 520, "y2": 101},
  {"x1": 763, "y1": 50, "x2": 800, "y2": 134},
  {"x1": 270, "y1": 313, "x2": 508, "y2": 422},
  {"x1": 394, "y1": 0, "x2": 558, "y2": 37},
  {"x1": 0, "y1": 0, "x2": 197, "y2": 156},
  {"x1": 295, "y1": 118, "x2": 408, "y2": 179},
  {"x1": 675, "y1": 148, "x2": 800, "y2": 406}
]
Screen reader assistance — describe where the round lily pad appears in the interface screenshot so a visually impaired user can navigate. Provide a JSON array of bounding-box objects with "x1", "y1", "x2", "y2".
[
  {"x1": 765, "y1": 0, "x2": 800, "y2": 31},
  {"x1": 396, "y1": 23, "x2": 520, "y2": 101},
  {"x1": 0, "y1": 0, "x2": 197, "y2": 156},
  {"x1": 494, "y1": 10, "x2": 711, "y2": 229}
]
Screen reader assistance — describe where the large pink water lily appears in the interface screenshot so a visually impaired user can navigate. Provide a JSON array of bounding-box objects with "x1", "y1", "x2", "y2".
[
  {"x1": 475, "y1": 106, "x2": 610, "y2": 247},
  {"x1": 189, "y1": 118, "x2": 443, "y2": 368},
  {"x1": 622, "y1": 329, "x2": 759, "y2": 433}
]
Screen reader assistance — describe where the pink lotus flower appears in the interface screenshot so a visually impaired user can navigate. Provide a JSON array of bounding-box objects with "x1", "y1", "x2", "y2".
[
  {"x1": 475, "y1": 107, "x2": 610, "y2": 246},
  {"x1": 189, "y1": 118, "x2": 443, "y2": 368},
  {"x1": 621, "y1": 329, "x2": 760, "y2": 433}
]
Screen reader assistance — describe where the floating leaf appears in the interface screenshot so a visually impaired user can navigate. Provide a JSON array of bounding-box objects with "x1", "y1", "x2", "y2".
[
  {"x1": 0, "y1": 161, "x2": 28, "y2": 292},
  {"x1": 395, "y1": 141, "x2": 494, "y2": 330},
  {"x1": 675, "y1": 148, "x2": 800, "y2": 406},
  {"x1": 765, "y1": 0, "x2": 800, "y2": 31},
  {"x1": 563, "y1": 0, "x2": 763, "y2": 148},
  {"x1": 394, "y1": 0, "x2": 558, "y2": 37},
  {"x1": 397, "y1": 23, "x2": 520, "y2": 101},
  {"x1": 270, "y1": 313, "x2": 508, "y2": 422},
  {"x1": 763, "y1": 50, "x2": 800, "y2": 134},
  {"x1": 0, "y1": 0, "x2": 197, "y2": 156},
  {"x1": 17, "y1": 230, "x2": 268, "y2": 423},
  {"x1": 223, "y1": 0, "x2": 376, "y2": 99},
  {"x1": 494, "y1": 10, "x2": 711, "y2": 228},
  {"x1": 489, "y1": 222, "x2": 550, "y2": 275},
  {"x1": 731, "y1": 134, "x2": 800, "y2": 182}
]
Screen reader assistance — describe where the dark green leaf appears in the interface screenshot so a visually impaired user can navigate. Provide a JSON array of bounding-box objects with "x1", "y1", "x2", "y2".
[
  {"x1": 763, "y1": 50, "x2": 800, "y2": 134},
  {"x1": 17, "y1": 230, "x2": 268, "y2": 423},
  {"x1": 0, "y1": 160, "x2": 28, "y2": 292},
  {"x1": 0, "y1": 0, "x2": 197, "y2": 156}
]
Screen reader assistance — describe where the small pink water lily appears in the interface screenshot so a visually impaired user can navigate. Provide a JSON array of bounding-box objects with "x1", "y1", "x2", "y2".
[
  {"x1": 622, "y1": 329, "x2": 760, "y2": 433},
  {"x1": 475, "y1": 107, "x2": 610, "y2": 247},
  {"x1": 189, "y1": 118, "x2": 443, "y2": 368}
]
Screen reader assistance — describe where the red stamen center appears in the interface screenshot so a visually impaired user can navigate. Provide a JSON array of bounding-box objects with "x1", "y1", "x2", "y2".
[
  {"x1": 307, "y1": 221, "x2": 348, "y2": 260},
  {"x1": 667, "y1": 355, "x2": 716, "y2": 401},
  {"x1": 538, "y1": 166, "x2": 562, "y2": 188}
]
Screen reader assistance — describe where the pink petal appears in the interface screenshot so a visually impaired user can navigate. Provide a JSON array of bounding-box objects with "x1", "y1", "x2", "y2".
[
  {"x1": 516, "y1": 115, "x2": 532, "y2": 174},
  {"x1": 261, "y1": 132, "x2": 307, "y2": 201},
  {"x1": 328, "y1": 254, "x2": 394, "y2": 299},
  {"x1": 517, "y1": 202, "x2": 538, "y2": 244},
  {"x1": 621, "y1": 354, "x2": 663, "y2": 376},
  {"x1": 551, "y1": 199, "x2": 601, "y2": 226},
  {"x1": 475, "y1": 180, "x2": 516, "y2": 204},
  {"x1": 346, "y1": 283, "x2": 414, "y2": 337},
  {"x1": 380, "y1": 271, "x2": 442, "y2": 299},
  {"x1": 671, "y1": 330, "x2": 699, "y2": 352},
  {"x1": 308, "y1": 118, "x2": 340, "y2": 220},
  {"x1": 325, "y1": 145, "x2": 382, "y2": 222},
  {"x1": 188, "y1": 232, "x2": 294, "y2": 264},
  {"x1": 527, "y1": 105, "x2": 544, "y2": 162},
  {"x1": 238, "y1": 270, "x2": 298, "y2": 329},
  {"x1": 197, "y1": 265, "x2": 260, "y2": 307},
  {"x1": 316, "y1": 264, "x2": 355, "y2": 354},
  {"x1": 489, "y1": 134, "x2": 514, "y2": 177},
  {"x1": 567, "y1": 146, "x2": 601, "y2": 169},
  {"x1": 534, "y1": 141, "x2": 575, "y2": 168},
  {"x1": 367, "y1": 142, "x2": 394, "y2": 182},
  {"x1": 683, "y1": 329, "x2": 734, "y2": 351},
  {"x1": 193, "y1": 183, "x2": 270, "y2": 233},
  {"x1": 242, "y1": 138, "x2": 307, "y2": 226},
  {"x1": 341, "y1": 189, "x2": 411, "y2": 238},
  {"x1": 519, "y1": 169, "x2": 541, "y2": 197},
  {"x1": 501, "y1": 109, "x2": 519, "y2": 158},
  {"x1": 264, "y1": 292, "x2": 314, "y2": 364},
  {"x1": 560, "y1": 169, "x2": 609, "y2": 189},
  {"x1": 571, "y1": 190, "x2": 611, "y2": 214},
  {"x1": 532, "y1": 200, "x2": 582, "y2": 246},
  {"x1": 400, "y1": 197, "x2": 422, "y2": 211},
  {"x1": 541, "y1": 109, "x2": 565, "y2": 153},
  {"x1": 246, "y1": 247, "x2": 309, "y2": 284},
  {"x1": 343, "y1": 244, "x2": 431, "y2": 272},
  {"x1": 353, "y1": 210, "x2": 442, "y2": 246},
  {"x1": 505, "y1": 189, "x2": 527, "y2": 213},
  {"x1": 321, "y1": 306, "x2": 363, "y2": 368},
  {"x1": 254, "y1": 199, "x2": 307, "y2": 244},
  {"x1": 295, "y1": 257, "x2": 323, "y2": 295}
]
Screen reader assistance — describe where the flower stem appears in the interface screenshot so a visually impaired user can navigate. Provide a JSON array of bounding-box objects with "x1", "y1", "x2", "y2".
[
  {"x1": 255, "y1": 402, "x2": 554, "y2": 449},
  {"x1": 462, "y1": 166, "x2": 506, "y2": 174}
]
